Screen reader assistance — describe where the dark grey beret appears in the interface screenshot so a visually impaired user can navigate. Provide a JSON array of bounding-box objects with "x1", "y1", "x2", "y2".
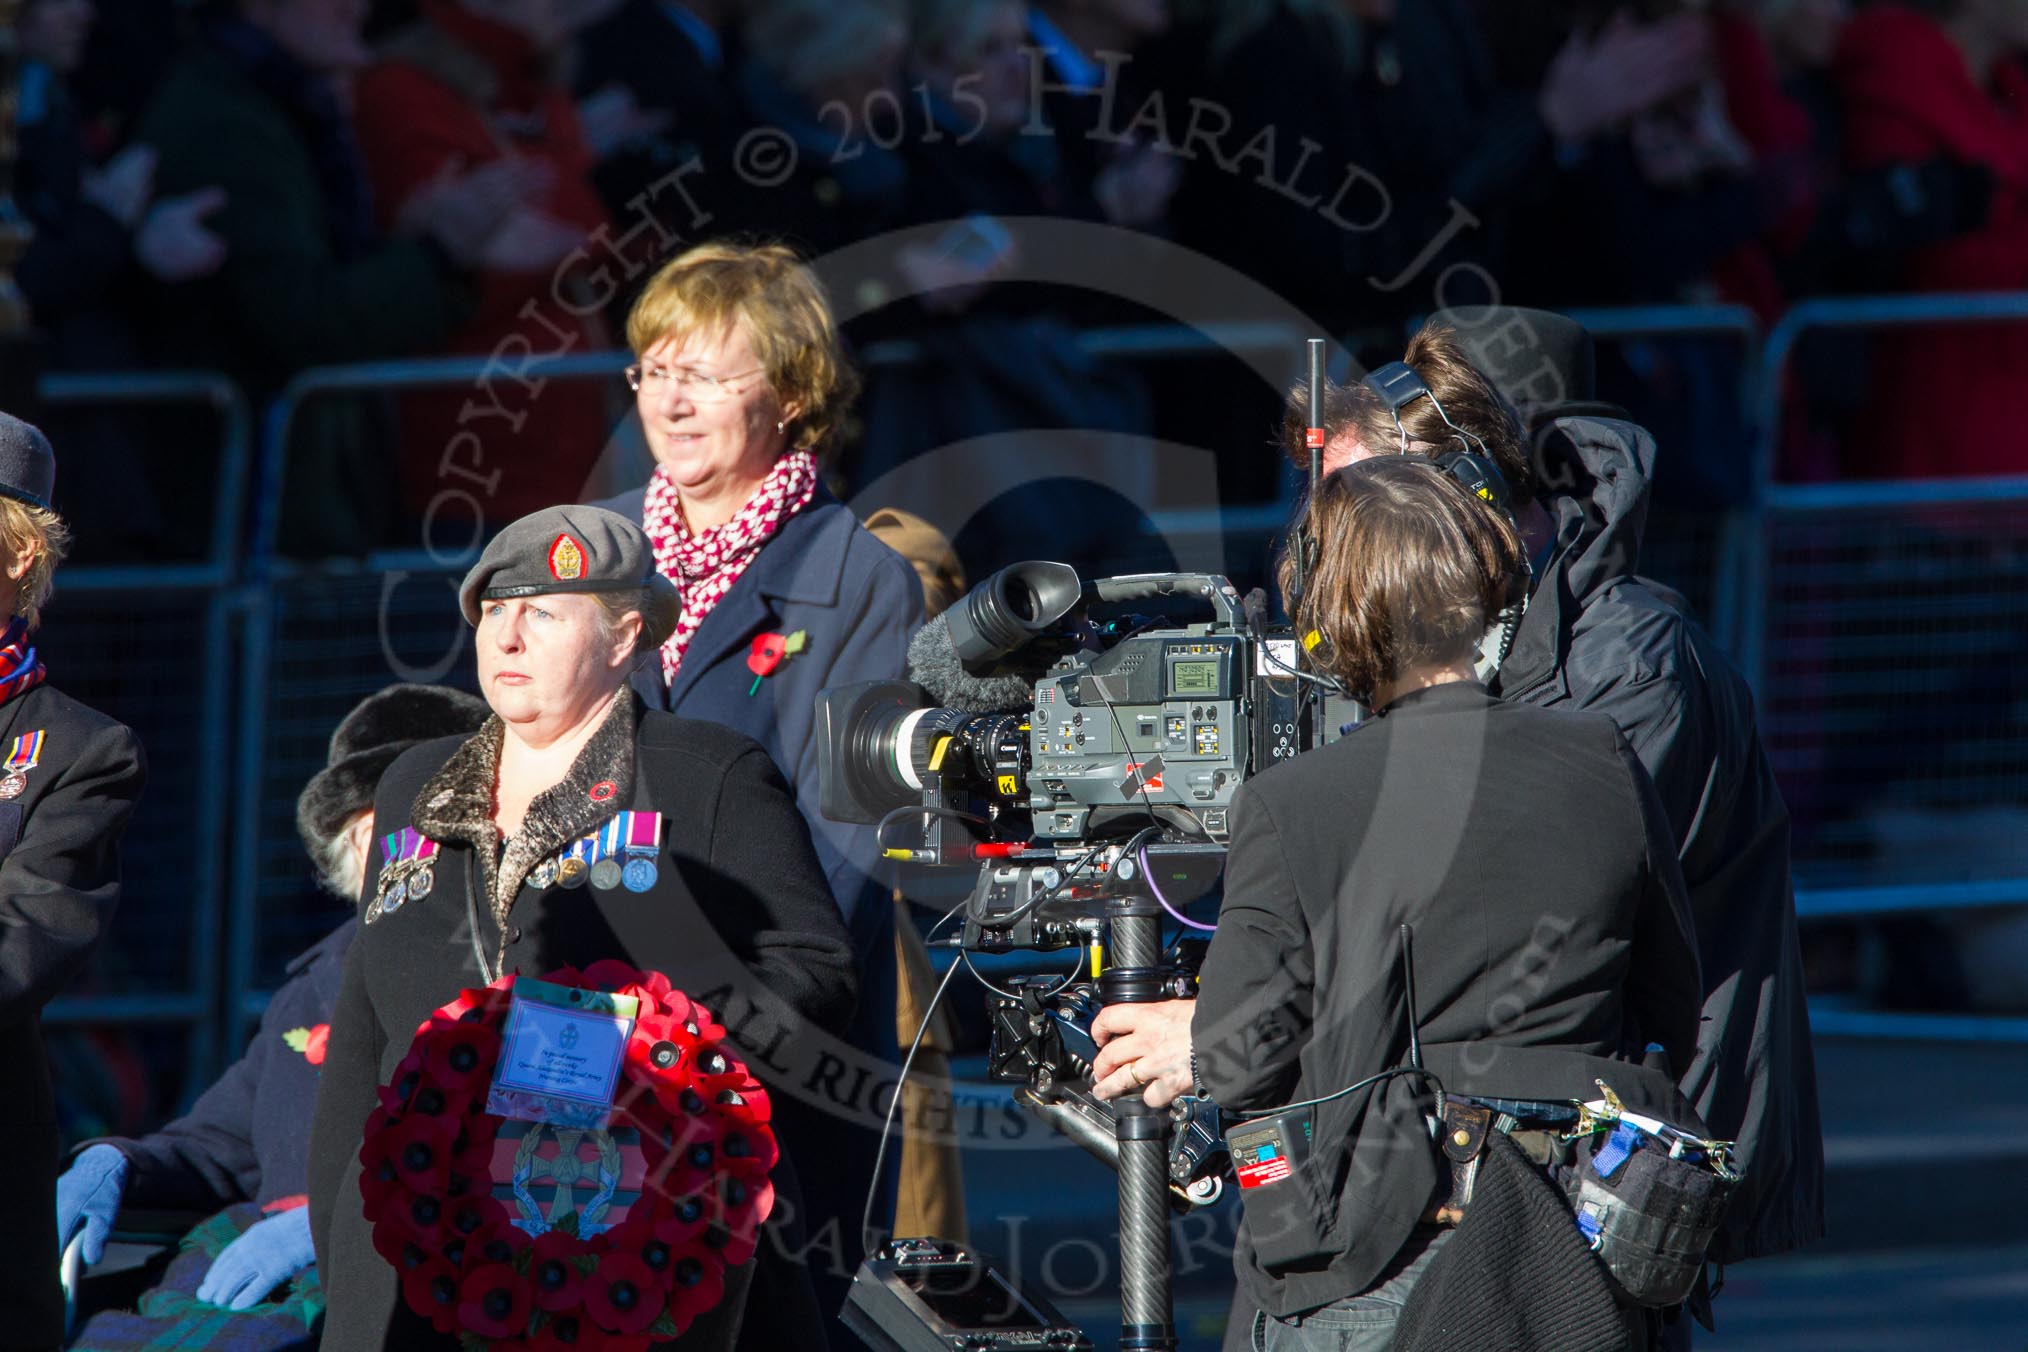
[
  {"x1": 295, "y1": 684, "x2": 490, "y2": 852},
  {"x1": 0, "y1": 411, "x2": 57, "y2": 511},
  {"x1": 1427, "y1": 306, "x2": 1595, "y2": 425},
  {"x1": 458, "y1": 505, "x2": 679, "y2": 648}
]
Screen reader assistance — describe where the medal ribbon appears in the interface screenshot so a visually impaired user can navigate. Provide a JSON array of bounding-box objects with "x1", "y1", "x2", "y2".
[
  {"x1": 381, "y1": 827, "x2": 417, "y2": 867},
  {"x1": 4, "y1": 730, "x2": 44, "y2": 774},
  {"x1": 378, "y1": 829, "x2": 438, "y2": 866},
  {"x1": 625, "y1": 811, "x2": 661, "y2": 853}
]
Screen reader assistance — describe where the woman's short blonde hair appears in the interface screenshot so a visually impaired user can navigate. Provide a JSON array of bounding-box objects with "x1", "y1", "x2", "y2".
[
  {"x1": 626, "y1": 241, "x2": 859, "y2": 459},
  {"x1": 0, "y1": 499, "x2": 69, "y2": 630}
]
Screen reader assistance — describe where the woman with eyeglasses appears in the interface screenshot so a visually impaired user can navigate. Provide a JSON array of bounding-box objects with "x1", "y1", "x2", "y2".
[{"x1": 590, "y1": 239, "x2": 923, "y2": 1321}]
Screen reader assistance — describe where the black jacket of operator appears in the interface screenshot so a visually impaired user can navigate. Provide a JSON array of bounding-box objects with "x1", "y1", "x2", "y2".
[
  {"x1": 1191, "y1": 683, "x2": 1704, "y2": 1321},
  {"x1": 1497, "y1": 409, "x2": 1824, "y2": 1264},
  {"x1": 308, "y1": 696, "x2": 859, "y2": 1351}
]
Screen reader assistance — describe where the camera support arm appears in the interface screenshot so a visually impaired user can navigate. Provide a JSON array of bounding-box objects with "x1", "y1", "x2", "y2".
[{"x1": 1100, "y1": 891, "x2": 1180, "y2": 1352}]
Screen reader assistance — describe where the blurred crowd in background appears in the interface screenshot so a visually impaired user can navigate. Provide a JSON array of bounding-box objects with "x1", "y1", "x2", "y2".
[{"x1": 14, "y1": 0, "x2": 2028, "y2": 571}]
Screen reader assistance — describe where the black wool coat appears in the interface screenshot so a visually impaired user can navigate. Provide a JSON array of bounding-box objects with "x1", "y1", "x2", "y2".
[
  {"x1": 1191, "y1": 683, "x2": 1703, "y2": 1321},
  {"x1": 0, "y1": 681, "x2": 146, "y2": 1349},
  {"x1": 307, "y1": 695, "x2": 858, "y2": 1352}
]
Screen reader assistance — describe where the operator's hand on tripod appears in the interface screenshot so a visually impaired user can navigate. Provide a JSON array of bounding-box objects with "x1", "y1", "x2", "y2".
[{"x1": 1090, "y1": 1000, "x2": 1195, "y2": 1109}]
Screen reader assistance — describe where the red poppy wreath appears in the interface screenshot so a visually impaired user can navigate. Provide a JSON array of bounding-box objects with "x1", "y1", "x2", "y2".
[{"x1": 358, "y1": 961, "x2": 778, "y2": 1350}]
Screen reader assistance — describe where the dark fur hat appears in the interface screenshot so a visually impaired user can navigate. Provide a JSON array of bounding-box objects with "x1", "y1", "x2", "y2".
[{"x1": 295, "y1": 684, "x2": 490, "y2": 854}]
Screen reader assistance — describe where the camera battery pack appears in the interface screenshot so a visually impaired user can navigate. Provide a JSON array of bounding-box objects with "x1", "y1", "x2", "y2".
[{"x1": 1226, "y1": 1108, "x2": 1314, "y2": 1191}]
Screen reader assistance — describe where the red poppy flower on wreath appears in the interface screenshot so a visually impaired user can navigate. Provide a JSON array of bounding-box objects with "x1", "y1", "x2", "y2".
[
  {"x1": 464, "y1": 1219, "x2": 532, "y2": 1272},
  {"x1": 402, "y1": 1255, "x2": 464, "y2": 1335},
  {"x1": 528, "y1": 1230, "x2": 590, "y2": 1313},
  {"x1": 386, "y1": 1111, "x2": 457, "y2": 1195},
  {"x1": 460, "y1": 1263, "x2": 534, "y2": 1340},
  {"x1": 586, "y1": 1251, "x2": 666, "y2": 1335},
  {"x1": 706, "y1": 1169, "x2": 773, "y2": 1267},
  {"x1": 654, "y1": 1188, "x2": 711, "y2": 1248},
  {"x1": 360, "y1": 962, "x2": 769, "y2": 1348},
  {"x1": 370, "y1": 1208, "x2": 440, "y2": 1275},
  {"x1": 420, "y1": 1020, "x2": 500, "y2": 1097},
  {"x1": 664, "y1": 1239, "x2": 727, "y2": 1334},
  {"x1": 438, "y1": 983, "x2": 514, "y2": 1026},
  {"x1": 603, "y1": 1214, "x2": 675, "y2": 1285},
  {"x1": 357, "y1": 1116, "x2": 403, "y2": 1222},
  {"x1": 377, "y1": 1046, "x2": 429, "y2": 1118}
]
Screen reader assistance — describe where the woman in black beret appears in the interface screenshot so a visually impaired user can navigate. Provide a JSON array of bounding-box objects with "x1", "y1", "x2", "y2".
[{"x1": 306, "y1": 505, "x2": 857, "y2": 1351}]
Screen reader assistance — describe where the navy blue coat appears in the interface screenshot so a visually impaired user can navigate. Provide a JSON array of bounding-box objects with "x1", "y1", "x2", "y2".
[
  {"x1": 92, "y1": 916, "x2": 355, "y2": 1212},
  {"x1": 589, "y1": 484, "x2": 924, "y2": 977}
]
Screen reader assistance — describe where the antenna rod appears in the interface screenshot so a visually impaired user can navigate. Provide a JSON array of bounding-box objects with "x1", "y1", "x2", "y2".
[{"x1": 1294, "y1": 338, "x2": 1326, "y2": 616}]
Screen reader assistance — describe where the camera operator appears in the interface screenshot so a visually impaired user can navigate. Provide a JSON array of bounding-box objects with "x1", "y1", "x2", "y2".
[
  {"x1": 1273, "y1": 312, "x2": 1821, "y2": 1288},
  {"x1": 1092, "y1": 456, "x2": 1705, "y2": 1351}
]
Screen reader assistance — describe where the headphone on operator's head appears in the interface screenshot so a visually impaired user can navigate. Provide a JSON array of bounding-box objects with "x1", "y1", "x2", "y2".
[
  {"x1": 1357, "y1": 359, "x2": 1529, "y2": 684},
  {"x1": 1360, "y1": 360, "x2": 1515, "y2": 520}
]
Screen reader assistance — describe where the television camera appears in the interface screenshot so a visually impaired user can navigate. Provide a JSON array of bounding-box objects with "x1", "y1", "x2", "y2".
[{"x1": 819, "y1": 560, "x2": 1354, "y2": 1352}]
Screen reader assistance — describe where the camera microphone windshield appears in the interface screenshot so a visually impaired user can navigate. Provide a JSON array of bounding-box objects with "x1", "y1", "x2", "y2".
[{"x1": 907, "y1": 618, "x2": 1040, "y2": 713}]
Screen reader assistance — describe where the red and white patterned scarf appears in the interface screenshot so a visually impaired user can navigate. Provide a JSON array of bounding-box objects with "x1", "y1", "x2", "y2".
[{"x1": 642, "y1": 450, "x2": 819, "y2": 684}]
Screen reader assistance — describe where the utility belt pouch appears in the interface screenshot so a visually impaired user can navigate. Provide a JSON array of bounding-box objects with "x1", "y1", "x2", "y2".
[
  {"x1": 1560, "y1": 1083, "x2": 1741, "y2": 1308},
  {"x1": 1434, "y1": 1099, "x2": 1494, "y2": 1215},
  {"x1": 1225, "y1": 1105, "x2": 1345, "y2": 1269}
]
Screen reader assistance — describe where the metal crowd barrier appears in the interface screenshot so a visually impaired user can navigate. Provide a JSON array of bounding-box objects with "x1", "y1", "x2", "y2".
[
  {"x1": 1567, "y1": 304, "x2": 1761, "y2": 648},
  {"x1": 233, "y1": 355, "x2": 636, "y2": 1051},
  {"x1": 41, "y1": 296, "x2": 2028, "y2": 1092},
  {"x1": 35, "y1": 371, "x2": 251, "y2": 1094},
  {"x1": 1748, "y1": 294, "x2": 2028, "y2": 1041}
]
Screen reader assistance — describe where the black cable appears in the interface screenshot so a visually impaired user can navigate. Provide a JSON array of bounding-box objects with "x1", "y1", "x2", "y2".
[
  {"x1": 968, "y1": 841, "x2": 1105, "y2": 932},
  {"x1": 1253, "y1": 630, "x2": 1352, "y2": 698},
  {"x1": 859, "y1": 891, "x2": 1085, "y2": 1252},
  {"x1": 960, "y1": 943, "x2": 1088, "y2": 1003},
  {"x1": 1232, "y1": 920, "x2": 1437, "y2": 1121},
  {"x1": 1227, "y1": 1065, "x2": 1446, "y2": 1122},
  {"x1": 859, "y1": 949, "x2": 964, "y2": 1257},
  {"x1": 858, "y1": 893, "x2": 974, "y2": 1254}
]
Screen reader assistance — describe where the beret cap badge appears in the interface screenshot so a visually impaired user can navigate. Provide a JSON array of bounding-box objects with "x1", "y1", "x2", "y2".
[{"x1": 548, "y1": 533, "x2": 586, "y2": 581}]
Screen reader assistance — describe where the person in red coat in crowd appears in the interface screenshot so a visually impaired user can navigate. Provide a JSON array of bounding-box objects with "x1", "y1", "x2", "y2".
[
  {"x1": 1835, "y1": 0, "x2": 2028, "y2": 479},
  {"x1": 353, "y1": 0, "x2": 618, "y2": 528}
]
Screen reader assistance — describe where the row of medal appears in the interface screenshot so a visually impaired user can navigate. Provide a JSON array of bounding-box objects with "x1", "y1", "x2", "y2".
[
  {"x1": 364, "y1": 814, "x2": 667, "y2": 925},
  {"x1": 527, "y1": 811, "x2": 665, "y2": 894},
  {"x1": 367, "y1": 828, "x2": 440, "y2": 924}
]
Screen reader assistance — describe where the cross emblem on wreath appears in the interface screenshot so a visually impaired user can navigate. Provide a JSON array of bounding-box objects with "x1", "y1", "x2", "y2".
[
  {"x1": 559, "y1": 1023, "x2": 580, "y2": 1050},
  {"x1": 511, "y1": 1125, "x2": 623, "y2": 1236}
]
